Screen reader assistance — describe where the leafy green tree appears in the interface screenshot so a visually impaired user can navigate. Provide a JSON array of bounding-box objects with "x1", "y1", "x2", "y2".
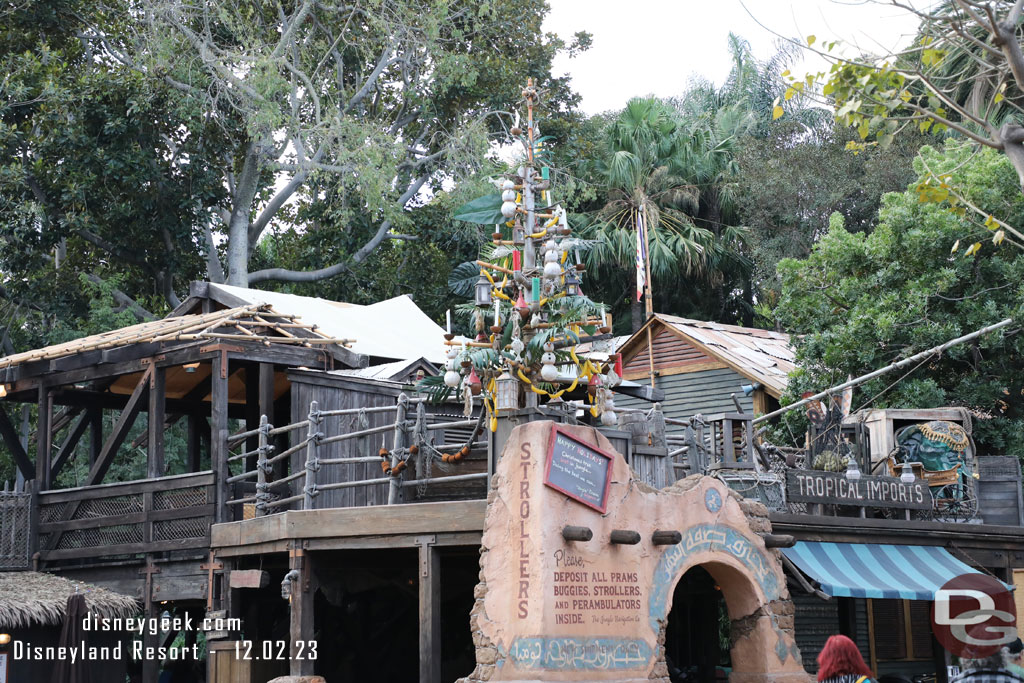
[
  {"x1": 774, "y1": 142, "x2": 1024, "y2": 454},
  {"x1": 735, "y1": 122, "x2": 927, "y2": 324},
  {"x1": 95, "y1": 0, "x2": 587, "y2": 287},
  {"x1": 794, "y1": 1, "x2": 1024, "y2": 248}
]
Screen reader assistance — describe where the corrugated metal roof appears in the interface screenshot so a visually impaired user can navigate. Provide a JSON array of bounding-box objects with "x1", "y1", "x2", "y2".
[
  {"x1": 655, "y1": 315, "x2": 796, "y2": 396},
  {"x1": 331, "y1": 357, "x2": 434, "y2": 381},
  {"x1": 209, "y1": 284, "x2": 456, "y2": 363}
]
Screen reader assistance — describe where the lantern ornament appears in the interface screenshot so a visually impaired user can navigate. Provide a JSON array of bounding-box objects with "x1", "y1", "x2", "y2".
[
  {"x1": 565, "y1": 270, "x2": 581, "y2": 297},
  {"x1": 495, "y1": 371, "x2": 519, "y2": 411},
  {"x1": 475, "y1": 274, "x2": 492, "y2": 307}
]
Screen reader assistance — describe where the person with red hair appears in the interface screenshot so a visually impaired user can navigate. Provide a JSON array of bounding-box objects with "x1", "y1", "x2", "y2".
[{"x1": 817, "y1": 634, "x2": 876, "y2": 683}]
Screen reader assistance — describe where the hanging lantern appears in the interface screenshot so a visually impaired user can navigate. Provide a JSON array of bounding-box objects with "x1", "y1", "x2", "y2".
[
  {"x1": 565, "y1": 270, "x2": 580, "y2": 297},
  {"x1": 495, "y1": 371, "x2": 519, "y2": 411},
  {"x1": 467, "y1": 367, "x2": 482, "y2": 395},
  {"x1": 475, "y1": 274, "x2": 492, "y2": 307},
  {"x1": 512, "y1": 221, "x2": 526, "y2": 246}
]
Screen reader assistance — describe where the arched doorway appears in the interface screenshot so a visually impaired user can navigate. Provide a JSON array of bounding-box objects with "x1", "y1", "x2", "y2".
[
  {"x1": 655, "y1": 547, "x2": 801, "y2": 683},
  {"x1": 665, "y1": 565, "x2": 729, "y2": 683}
]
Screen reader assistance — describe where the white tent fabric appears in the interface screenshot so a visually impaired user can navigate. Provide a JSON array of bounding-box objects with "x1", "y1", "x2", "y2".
[{"x1": 208, "y1": 284, "x2": 453, "y2": 363}]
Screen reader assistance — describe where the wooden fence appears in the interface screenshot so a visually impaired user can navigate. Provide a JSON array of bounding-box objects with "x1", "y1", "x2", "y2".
[{"x1": 36, "y1": 471, "x2": 215, "y2": 561}]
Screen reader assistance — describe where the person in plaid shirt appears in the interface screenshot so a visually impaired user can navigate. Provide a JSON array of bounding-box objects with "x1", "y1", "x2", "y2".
[{"x1": 951, "y1": 645, "x2": 1024, "y2": 683}]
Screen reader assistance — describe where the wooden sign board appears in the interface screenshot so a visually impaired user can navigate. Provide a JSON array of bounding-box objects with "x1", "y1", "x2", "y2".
[
  {"x1": 544, "y1": 425, "x2": 614, "y2": 513},
  {"x1": 786, "y1": 469, "x2": 930, "y2": 509},
  {"x1": 229, "y1": 570, "x2": 269, "y2": 589}
]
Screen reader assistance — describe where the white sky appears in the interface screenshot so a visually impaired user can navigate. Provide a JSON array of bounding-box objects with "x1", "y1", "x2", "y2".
[{"x1": 543, "y1": 0, "x2": 927, "y2": 115}]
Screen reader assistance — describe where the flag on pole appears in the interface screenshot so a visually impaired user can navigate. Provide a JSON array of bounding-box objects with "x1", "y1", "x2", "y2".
[{"x1": 635, "y1": 210, "x2": 647, "y2": 301}]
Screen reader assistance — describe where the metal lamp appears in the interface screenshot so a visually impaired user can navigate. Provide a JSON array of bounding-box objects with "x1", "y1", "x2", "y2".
[
  {"x1": 495, "y1": 371, "x2": 519, "y2": 411},
  {"x1": 845, "y1": 457, "x2": 861, "y2": 481},
  {"x1": 900, "y1": 461, "x2": 916, "y2": 483},
  {"x1": 565, "y1": 270, "x2": 580, "y2": 297},
  {"x1": 475, "y1": 274, "x2": 492, "y2": 307}
]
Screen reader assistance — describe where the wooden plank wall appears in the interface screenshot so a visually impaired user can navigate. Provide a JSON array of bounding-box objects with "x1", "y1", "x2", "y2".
[
  {"x1": 977, "y1": 456, "x2": 1024, "y2": 526},
  {"x1": 622, "y1": 325, "x2": 719, "y2": 379},
  {"x1": 616, "y1": 368, "x2": 754, "y2": 426},
  {"x1": 289, "y1": 378, "x2": 402, "y2": 508}
]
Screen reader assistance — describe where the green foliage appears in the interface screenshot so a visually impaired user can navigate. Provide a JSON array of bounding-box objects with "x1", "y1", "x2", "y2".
[
  {"x1": 453, "y1": 194, "x2": 506, "y2": 225},
  {"x1": 774, "y1": 143, "x2": 1024, "y2": 455}
]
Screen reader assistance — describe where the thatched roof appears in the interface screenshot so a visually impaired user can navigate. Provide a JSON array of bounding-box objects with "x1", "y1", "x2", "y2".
[{"x1": 0, "y1": 572, "x2": 139, "y2": 628}]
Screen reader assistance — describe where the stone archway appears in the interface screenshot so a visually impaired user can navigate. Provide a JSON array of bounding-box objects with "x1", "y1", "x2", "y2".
[
  {"x1": 460, "y1": 421, "x2": 810, "y2": 683},
  {"x1": 657, "y1": 558, "x2": 800, "y2": 683}
]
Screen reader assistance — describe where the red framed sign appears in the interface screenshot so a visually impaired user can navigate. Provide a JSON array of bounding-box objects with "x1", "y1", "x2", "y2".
[{"x1": 543, "y1": 425, "x2": 614, "y2": 513}]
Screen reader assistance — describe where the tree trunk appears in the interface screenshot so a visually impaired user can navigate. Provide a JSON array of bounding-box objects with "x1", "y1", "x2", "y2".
[{"x1": 226, "y1": 142, "x2": 262, "y2": 286}]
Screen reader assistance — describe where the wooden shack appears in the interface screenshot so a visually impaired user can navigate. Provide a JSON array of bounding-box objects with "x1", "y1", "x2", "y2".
[{"x1": 615, "y1": 314, "x2": 794, "y2": 420}]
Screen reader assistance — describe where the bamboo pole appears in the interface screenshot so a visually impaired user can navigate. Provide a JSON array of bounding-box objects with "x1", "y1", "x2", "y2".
[{"x1": 753, "y1": 317, "x2": 1015, "y2": 425}]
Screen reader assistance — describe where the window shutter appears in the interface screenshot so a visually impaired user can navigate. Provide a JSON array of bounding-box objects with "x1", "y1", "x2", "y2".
[
  {"x1": 908, "y1": 601, "x2": 933, "y2": 659},
  {"x1": 872, "y1": 600, "x2": 908, "y2": 660}
]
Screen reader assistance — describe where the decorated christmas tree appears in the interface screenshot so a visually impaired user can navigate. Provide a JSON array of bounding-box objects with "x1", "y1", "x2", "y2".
[{"x1": 418, "y1": 80, "x2": 622, "y2": 434}]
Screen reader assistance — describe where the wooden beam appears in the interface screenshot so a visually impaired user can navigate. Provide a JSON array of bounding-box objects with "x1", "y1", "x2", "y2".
[
  {"x1": 0, "y1": 405, "x2": 35, "y2": 480},
  {"x1": 211, "y1": 353, "x2": 229, "y2": 523},
  {"x1": 85, "y1": 366, "x2": 152, "y2": 487},
  {"x1": 418, "y1": 536, "x2": 441, "y2": 683},
  {"x1": 36, "y1": 385, "x2": 52, "y2": 489},
  {"x1": 245, "y1": 364, "x2": 260, "y2": 471},
  {"x1": 147, "y1": 366, "x2": 165, "y2": 479},
  {"x1": 50, "y1": 411, "x2": 91, "y2": 483},
  {"x1": 288, "y1": 547, "x2": 316, "y2": 677},
  {"x1": 88, "y1": 407, "x2": 102, "y2": 468},
  {"x1": 258, "y1": 363, "x2": 275, "y2": 425}
]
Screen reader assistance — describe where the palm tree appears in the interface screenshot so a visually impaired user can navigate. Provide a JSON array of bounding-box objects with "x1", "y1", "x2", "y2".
[{"x1": 586, "y1": 97, "x2": 718, "y2": 330}]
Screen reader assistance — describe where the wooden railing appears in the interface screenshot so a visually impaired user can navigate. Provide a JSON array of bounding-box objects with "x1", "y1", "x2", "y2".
[
  {"x1": 0, "y1": 490, "x2": 31, "y2": 569},
  {"x1": 225, "y1": 396, "x2": 490, "y2": 516},
  {"x1": 36, "y1": 471, "x2": 215, "y2": 561}
]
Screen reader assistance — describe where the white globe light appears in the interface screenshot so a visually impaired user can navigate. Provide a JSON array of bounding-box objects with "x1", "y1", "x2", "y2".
[
  {"x1": 543, "y1": 261, "x2": 561, "y2": 277},
  {"x1": 540, "y1": 363, "x2": 559, "y2": 382},
  {"x1": 502, "y1": 189, "x2": 516, "y2": 201},
  {"x1": 601, "y1": 410, "x2": 618, "y2": 427},
  {"x1": 501, "y1": 201, "x2": 517, "y2": 218},
  {"x1": 444, "y1": 370, "x2": 462, "y2": 388}
]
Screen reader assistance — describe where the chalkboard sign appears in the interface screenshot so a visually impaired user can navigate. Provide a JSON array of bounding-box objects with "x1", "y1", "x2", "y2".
[
  {"x1": 544, "y1": 426, "x2": 614, "y2": 513},
  {"x1": 786, "y1": 469, "x2": 930, "y2": 509}
]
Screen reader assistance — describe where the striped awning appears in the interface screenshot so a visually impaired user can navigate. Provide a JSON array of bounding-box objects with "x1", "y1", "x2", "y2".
[{"x1": 782, "y1": 541, "x2": 987, "y2": 601}]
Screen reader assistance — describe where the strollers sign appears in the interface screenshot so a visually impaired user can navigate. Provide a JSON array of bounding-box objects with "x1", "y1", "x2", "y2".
[{"x1": 786, "y1": 470, "x2": 930, "y2": 509}]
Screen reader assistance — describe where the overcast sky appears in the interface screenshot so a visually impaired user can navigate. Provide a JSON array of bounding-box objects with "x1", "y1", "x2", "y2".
[{"x1": 542, "y1": 0, "x2": 926, "y2": 115}]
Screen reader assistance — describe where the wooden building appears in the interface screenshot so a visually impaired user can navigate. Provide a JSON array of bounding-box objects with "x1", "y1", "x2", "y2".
[
  {"x1": 615, "y1": 314, "x2": 794, "y2": 420},
  {"x1": 0, "y1": 292, "x2": 1022, "y2": 683}
]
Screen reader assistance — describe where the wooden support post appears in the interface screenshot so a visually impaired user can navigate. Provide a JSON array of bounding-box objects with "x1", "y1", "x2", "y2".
[
  {"x1": 36, "y1": 385, "x2": 52, "y2": 490},
  {"x1": 50, "y1": 411, "x2": 91, "y2": 483},
  {"x1": 148, "y1": 365, "x2": 166, "y2": 479},
  {"x1": 187, "y1": 414, "x2": 202, "y2": 472},
  {"x1": 288, "y1": 546, "x2": 316, "y2": 677},
  {"x1": 0, "y1": 406, "x2": 34, "y2": 481},
  {"x1": 388, "y1": 393, "x2": 408, "y2": 505},
  {"x1": 303, "y1": 401, "x2": 320, "y2": 510},
  {"x1": 211, "y1": 354, "x2": 229, "y2": 523},
  {"x1": 139, "y1": 556, "x2": 162, "y2": 683},
  {"x1": 417, "y1": 536, "x2": 441, "y2": 683},
  {"x1": 85, "y1": 366, "x2": 152, "y2": 486},
  {"x1": 256, "y1": 415, "x2": 269, "y2": 516},
  {"x1": 88, "y1": 407, "x2": 102, "y2": 468},
  {"x1": 258, "y1": 363, "x2": 275, "y2": 426}
]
